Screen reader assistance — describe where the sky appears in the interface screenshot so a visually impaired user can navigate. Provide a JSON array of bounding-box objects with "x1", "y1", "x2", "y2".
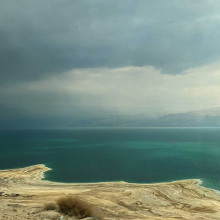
[{"x1": 1, "y1": 0, "x2": 220, "y2": 127}]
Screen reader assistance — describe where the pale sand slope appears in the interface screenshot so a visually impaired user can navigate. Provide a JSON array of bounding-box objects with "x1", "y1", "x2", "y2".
[{"x1": 0, "y1": 165, "x2": 220, "y2": 220}]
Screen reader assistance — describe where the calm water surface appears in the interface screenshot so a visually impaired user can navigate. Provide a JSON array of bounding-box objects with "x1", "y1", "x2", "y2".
[{"x1": 0, "y1": 128, "x2": 220, "y2": 191}]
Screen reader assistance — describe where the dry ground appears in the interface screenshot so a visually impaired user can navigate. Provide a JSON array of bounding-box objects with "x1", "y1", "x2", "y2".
[{"x1": 0, "y1": 165, "x2": 220, "y2": 220}]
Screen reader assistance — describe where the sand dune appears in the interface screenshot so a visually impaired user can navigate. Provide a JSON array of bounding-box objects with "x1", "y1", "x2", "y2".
[{"x1": 0, "y1": 164, "x2": 220, "y2": 219}]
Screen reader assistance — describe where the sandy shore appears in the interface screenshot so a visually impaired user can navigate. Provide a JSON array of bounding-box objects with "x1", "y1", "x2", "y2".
[{"x1": 0, "y1": 165, "x2": 220, "y2": 219}]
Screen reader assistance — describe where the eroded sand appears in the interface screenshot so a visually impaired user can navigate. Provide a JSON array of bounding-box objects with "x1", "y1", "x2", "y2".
[{"x1": 0, "y1": 165, "x2": 220, "y2": 219}]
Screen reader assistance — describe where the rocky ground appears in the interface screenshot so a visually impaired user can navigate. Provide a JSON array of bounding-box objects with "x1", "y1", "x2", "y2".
[{"x1": 0, "y1": 165, "x2": 220, "y2": 220}]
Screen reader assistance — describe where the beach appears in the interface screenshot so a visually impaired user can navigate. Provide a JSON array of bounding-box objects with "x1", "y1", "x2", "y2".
[{"x1": 0, "y1": 165, "x2": 220, "y2": 219}]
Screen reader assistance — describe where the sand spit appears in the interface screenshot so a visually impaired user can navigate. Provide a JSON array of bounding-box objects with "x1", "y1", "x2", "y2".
[{"x1": 0, "y1": 165, "x2": 220, "y2": 219}]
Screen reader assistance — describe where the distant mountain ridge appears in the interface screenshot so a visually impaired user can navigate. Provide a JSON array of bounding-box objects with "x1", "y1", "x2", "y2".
[
  {"x1": 2, "y1": 107, "x2": 220, "y2": 128},
  {"x1": 74, "y1": 107, "x2": 220, "y2": 127}
]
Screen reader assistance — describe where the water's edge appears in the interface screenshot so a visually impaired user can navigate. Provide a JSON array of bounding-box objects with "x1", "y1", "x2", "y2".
[{"x1": 39, "y1": 164, "x2": 220, "y2": 195}]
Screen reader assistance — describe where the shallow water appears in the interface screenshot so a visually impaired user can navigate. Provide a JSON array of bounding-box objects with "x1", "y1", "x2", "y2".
[{"x1": 0, "y1": 128, "x2": 220, "y2": 190}]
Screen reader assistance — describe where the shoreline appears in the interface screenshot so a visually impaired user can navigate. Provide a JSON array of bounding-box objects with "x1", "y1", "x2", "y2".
[
  {"x1": 41, "y1": 164, "x2": 220, "y2": 194},
  {"x1": 2, "y1": 163, "x2": 220, "y2": 196},
  {"x1": 196, "y1": 178, "x2": 220, "y2": 196},
  {"x1": 1, "y1": 164, "x2": 220, "y2": 219},
  {"x1": 0, "y1": 163, "x2": 200, "y2": 185}
]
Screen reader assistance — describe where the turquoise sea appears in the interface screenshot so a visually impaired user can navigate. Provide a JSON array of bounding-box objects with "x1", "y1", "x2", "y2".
[{"x1": 0, "y1": 128, "x2": 220, "y2": 191}]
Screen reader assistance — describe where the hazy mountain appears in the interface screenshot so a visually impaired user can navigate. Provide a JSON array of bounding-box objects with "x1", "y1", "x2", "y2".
[
  {"x1": 2, "y1": 108, "x2": 220, "y2": 129},
  {"x1": 73, "y1": 107, "x2": 220, "y2": 127}
]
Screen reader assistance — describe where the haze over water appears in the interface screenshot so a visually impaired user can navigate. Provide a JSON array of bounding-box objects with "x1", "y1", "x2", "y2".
[{"x1": 0, "y1": 128, "x2": 220, "y2": 191}]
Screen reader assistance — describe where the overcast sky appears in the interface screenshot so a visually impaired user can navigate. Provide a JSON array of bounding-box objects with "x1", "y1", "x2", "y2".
[{"x1": 1, "y1": 0, "x2": 220, "y2": 127}]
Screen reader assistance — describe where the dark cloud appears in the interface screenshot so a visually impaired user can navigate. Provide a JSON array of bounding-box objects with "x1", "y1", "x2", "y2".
[
  {"x1": 1, "y1": 0, "x2": 220, "y2": 128},
  {"x1": 1, "y1": 0, "x2": 220, "y2": 84}
]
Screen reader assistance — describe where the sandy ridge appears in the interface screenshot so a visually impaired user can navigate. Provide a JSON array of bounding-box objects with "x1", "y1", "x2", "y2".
[{"x1": 1, "y1": 164, "x2": 220, "y2": 219}]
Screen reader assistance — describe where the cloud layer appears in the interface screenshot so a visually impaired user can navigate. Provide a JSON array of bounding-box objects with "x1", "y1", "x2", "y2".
[
  {"x1": 1, "y1": 63, "x2": 220, "y2": 121},
  {"x1": 1, "y1": 0, "x2": 220, "y2": 84},
  {"x1": 1, "y1": 1, "x2": 220, "y2": 127}
]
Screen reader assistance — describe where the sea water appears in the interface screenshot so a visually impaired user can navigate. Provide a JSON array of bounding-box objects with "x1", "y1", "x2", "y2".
[{"x1": 0, "y1": 128, "x2": 220, "y2": 191}]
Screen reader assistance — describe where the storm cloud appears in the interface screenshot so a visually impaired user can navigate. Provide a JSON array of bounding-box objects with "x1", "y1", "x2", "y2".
[
  {"x1": 1, "y1": 0, "x2": 220, "y2": 84},
  {"x1": 1, "y1": 63, "x2": 220, "y2": 117},
  {"x1": 1, "y1": 0, "x2": 220, "y2": 127}
]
